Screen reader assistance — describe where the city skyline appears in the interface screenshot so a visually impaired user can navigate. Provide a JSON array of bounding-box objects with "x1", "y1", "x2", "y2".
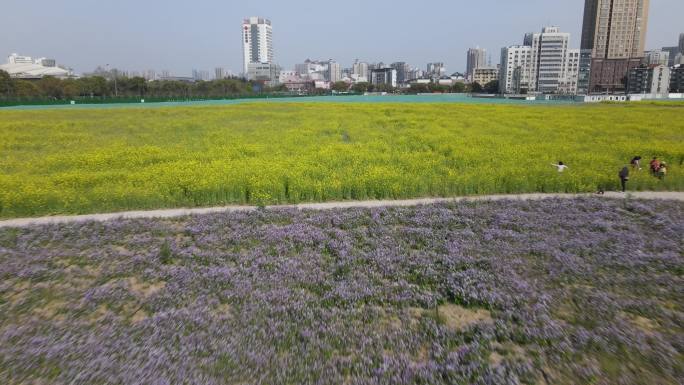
[{"x1": 1, "y1": 0, "x2": 683, "y2": 76}]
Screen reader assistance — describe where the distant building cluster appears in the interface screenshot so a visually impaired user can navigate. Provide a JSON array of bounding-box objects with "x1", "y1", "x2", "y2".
[
  {"x1": 0, "y1": 53, "x2": 72, "y2": 79},
  {"x1": 3, "y1": 2, "x2": 682, "y2": 97},
  {"x1": 239, "y1": 18, "x2": 468, "y2": 92}
]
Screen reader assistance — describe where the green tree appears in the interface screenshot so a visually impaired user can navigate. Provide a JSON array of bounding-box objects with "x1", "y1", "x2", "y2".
[
  {"x1": 62, "y1": 79, "x2": 80, "y2": 99},
  {"x1": 428, "y1": 83, "x2": 448, "y2": 93},
  {"x1": 470, "y1": 82, "x2": 483, "y2": 93},
  {"x1": 332, "y1": 81, "x2": 349, "y2": 92},
  {"x1": 484, "y1": 80, "x2": 499, "y2": 94},
  {"x1": 13, "y1": 80, "x2": 41, "y2": 98},
  {"x1": 408, "y1": 83, "x2": 429, "y2": 94},
  {"x1": 451, "y1": 82, "x2": 466, "y2": 93},
  {"x1": 0, "y1": 70, "x2": 12, "y2": 97},
  {"x1": 38, "y1": 77, "x2": 64, "y2": 99},
  {"x1": 352, "y1": 82, "x2": 369, "y2": 94}
]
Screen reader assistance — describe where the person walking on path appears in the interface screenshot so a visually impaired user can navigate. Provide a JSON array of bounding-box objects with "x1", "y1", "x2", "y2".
[
  {"x1": 552, "y1": 161, "x2": 569, "y2": 173},
  {"x1": 619, "y1": 166, "x2": 630, "y2": 192}
]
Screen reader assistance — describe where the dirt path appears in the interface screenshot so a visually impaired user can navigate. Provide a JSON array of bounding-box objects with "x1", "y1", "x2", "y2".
[{"x1": 1, "y1": 191, "x2": 682, "y2": 229}]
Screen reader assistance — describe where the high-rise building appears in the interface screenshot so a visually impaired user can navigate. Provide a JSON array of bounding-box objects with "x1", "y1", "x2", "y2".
[
  {"x1": 644, "y1": 50, "x2": 670, "y2": 66},
  {"x1": 466, "y1": 48, "x2": 487, "y2": 81},
  {"x1": 530, "y1": 27, "x2": 571, "y2": 94},
  {"x1": 426, "y1": 63, "x2": 445, "y2": 78},
  {"x1": 627, "y1": 65, "x2": 670, "y2": 96},
  {"x1": 326, "y1": 60, "x2": 341, "y2": 83},
  {"x1": 679, "y1": 33, "x2": 684, "y2": 54},
  {"x1": 670, "y1": 65, "x2": 684, "y2": 93},
  {"x1": 559, "y1": 49, "x2": 581, "y2": 94},
  {"x1": 370, "y1": 68, "x2": 397, "y2": 88},
  {"x1": 579, "y1": 0, "x2": 650, "y2": 94},
  {"x1": 352, "y1": 59, "x2": 369, "y2": 82},
  {"x1": 499, "y1": 45, "x2": 534, "y2": 94},
  {"x1": 662, "y1": 47, "x2": 679, "y2": 67},
  {"x1": 242, "y1": 17, "x2": 273, "y2": 76},
  {"x1": 390, "y1": 62, "x2": 410, "y2": 84},
  {"x1": 215, "y1": 67, "x2": 225, "y2": 80}
]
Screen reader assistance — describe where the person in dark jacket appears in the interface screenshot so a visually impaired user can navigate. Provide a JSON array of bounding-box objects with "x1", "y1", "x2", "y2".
[{"x1": 619, "y1": 166, "x2": 630, "y2": 192}]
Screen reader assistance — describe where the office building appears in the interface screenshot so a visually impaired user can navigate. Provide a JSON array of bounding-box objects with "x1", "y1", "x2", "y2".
[
  {"x1": 427, "y1": 63, "x2": 445, "y2": 78},
  {"x1": 472, "y1": 67, "x2": 499, "y2": 86},
  {"x1": 580, "y1": 0, "x2": 650, "y2": 94},
  {"x1": 662, "y1": 47, "x2": 679, "y2": 67},
  {"x1": 627, "y1": 65, "x2": 670, "y2": 96},
  {"x1": 499, "y1": 45, "x2": 534, "y2": 94},
  {"x1": 247, "y1": 62, "x2": 280, "y2": 87},
  {"x1": 296, "y1": 60, "x2": 327, "y2": 81},
  {"x1": 670, "y1": 65, "x2": 684, "y2": 93},
  {"x1": 530, "y1": 26, "x2": 571, "y2": 94},
  {"x1": 559, "y1": 49, "x2": 581, "y2": 94},
  {"x1": 7, "y1": 53, "x2": 33, "y2": 64},
  {"x1": 467, "y1": 48, "x2": 487, "y2": 81},
  {"x1": 680, "y1": 33, "x2": 684, "y2": 54},
  {"x1": 644, "y1": 50, "x2": 669, "y2": 66},
  {"x1": 390, "y1": 62, "x2": 411, "y2": 84},
  {"x1": 676, "y1": 53, "x2": 684, "y2": 66},
  {"x1": 370, "y1": 68, "x2": 397, "y2": 88},
  {"x1": 215, "y1": 67, "x2": 226, "y2": 80},
  {"x1": 242, "y1": 17, "x2": 273, "y2": 76}
]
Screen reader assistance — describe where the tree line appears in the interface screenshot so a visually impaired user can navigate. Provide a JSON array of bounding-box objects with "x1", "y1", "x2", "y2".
[
  {"x1": 0, "y1": 70, "x2": 500, "y2": 101},
  {"x1": 0, "y1": 71, "x2": 259, "y2": 100}
]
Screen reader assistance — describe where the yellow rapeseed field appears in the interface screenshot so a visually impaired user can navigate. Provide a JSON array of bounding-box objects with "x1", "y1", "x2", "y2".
[{"x1": 0, "y1": 102, "x2": 682, "y2": 218}]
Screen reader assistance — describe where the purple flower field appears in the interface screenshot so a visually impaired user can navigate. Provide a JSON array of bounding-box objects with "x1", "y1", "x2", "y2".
[{"x1": 0, "y1": 198, "x2": 682, "y2": 385}]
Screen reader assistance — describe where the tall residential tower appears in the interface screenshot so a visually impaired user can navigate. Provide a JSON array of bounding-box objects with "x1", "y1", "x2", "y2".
[
  {"x1": 242, "y1": 17, "x2": 273, "y2": 76},
  {"x1": 466, "y1": 48, "x2": 487, "y2": 81},
  {"x1": 578, "y1": 0, "x2": 650, "y2": 94}
]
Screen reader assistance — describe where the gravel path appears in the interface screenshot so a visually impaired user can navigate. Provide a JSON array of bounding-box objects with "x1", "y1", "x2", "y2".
[{"x1": 1, "y1": 191, "x2": 682, "y2": 229}]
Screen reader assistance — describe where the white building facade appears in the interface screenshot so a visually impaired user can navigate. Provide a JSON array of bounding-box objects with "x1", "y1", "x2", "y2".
[
  {"x1": 242, "y1": 17, "x2": 273, "y2": 76},
  {"x1": 530, "y1": 27, "x2": 571, "y2": 94},
  {"x1": 558, "y1": 49, "x2": 580, "y2": 94},
  {"x1": 327, "y1": 60, "x2": 341, "y2": 83},
  {"x1": 499, "y1": 45, "x2": 534, "y2": 94}
]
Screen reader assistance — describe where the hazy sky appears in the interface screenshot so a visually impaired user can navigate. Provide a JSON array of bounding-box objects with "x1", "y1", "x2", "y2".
[{"x1": 2, "y1": 0, "x2": 682, "y2": 75}]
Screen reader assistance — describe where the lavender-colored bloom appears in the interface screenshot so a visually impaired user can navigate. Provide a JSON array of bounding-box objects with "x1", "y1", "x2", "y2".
[{"x1": 0, "y1": 198, "x2": 682, "y2": 384}]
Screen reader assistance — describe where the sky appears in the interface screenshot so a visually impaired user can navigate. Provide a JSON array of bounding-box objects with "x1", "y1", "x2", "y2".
[{"x1": 2, "y1": 0, "x2": 682, "y2": 76}]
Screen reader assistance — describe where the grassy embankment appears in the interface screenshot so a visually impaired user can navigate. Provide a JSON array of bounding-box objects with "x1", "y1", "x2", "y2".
[{"x1": 0, "y1": 102, "x2": 682, "y2": 218}]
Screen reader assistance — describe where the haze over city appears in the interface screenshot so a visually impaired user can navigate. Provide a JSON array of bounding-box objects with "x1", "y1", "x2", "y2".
[{"x1": 2, "y1": 0, "x2": 683, "y2": 75}]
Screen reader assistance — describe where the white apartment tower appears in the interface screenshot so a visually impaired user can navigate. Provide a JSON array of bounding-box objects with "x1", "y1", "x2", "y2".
[
  {"x1": 352, "y1": 59, "x2": 369, "y2": 82},
  {"x1": 242, "y1": 17, "x2": 273, "y2": 76},
  {"x1": 499, "y1": 46, "x2": 534, "y2": 94},
  {"x1": 530, "y1": 27, "x2": 571, "y2": 94},
  {"x1": 327, "y1": 60, "x2": 342, "y2": 83}
]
